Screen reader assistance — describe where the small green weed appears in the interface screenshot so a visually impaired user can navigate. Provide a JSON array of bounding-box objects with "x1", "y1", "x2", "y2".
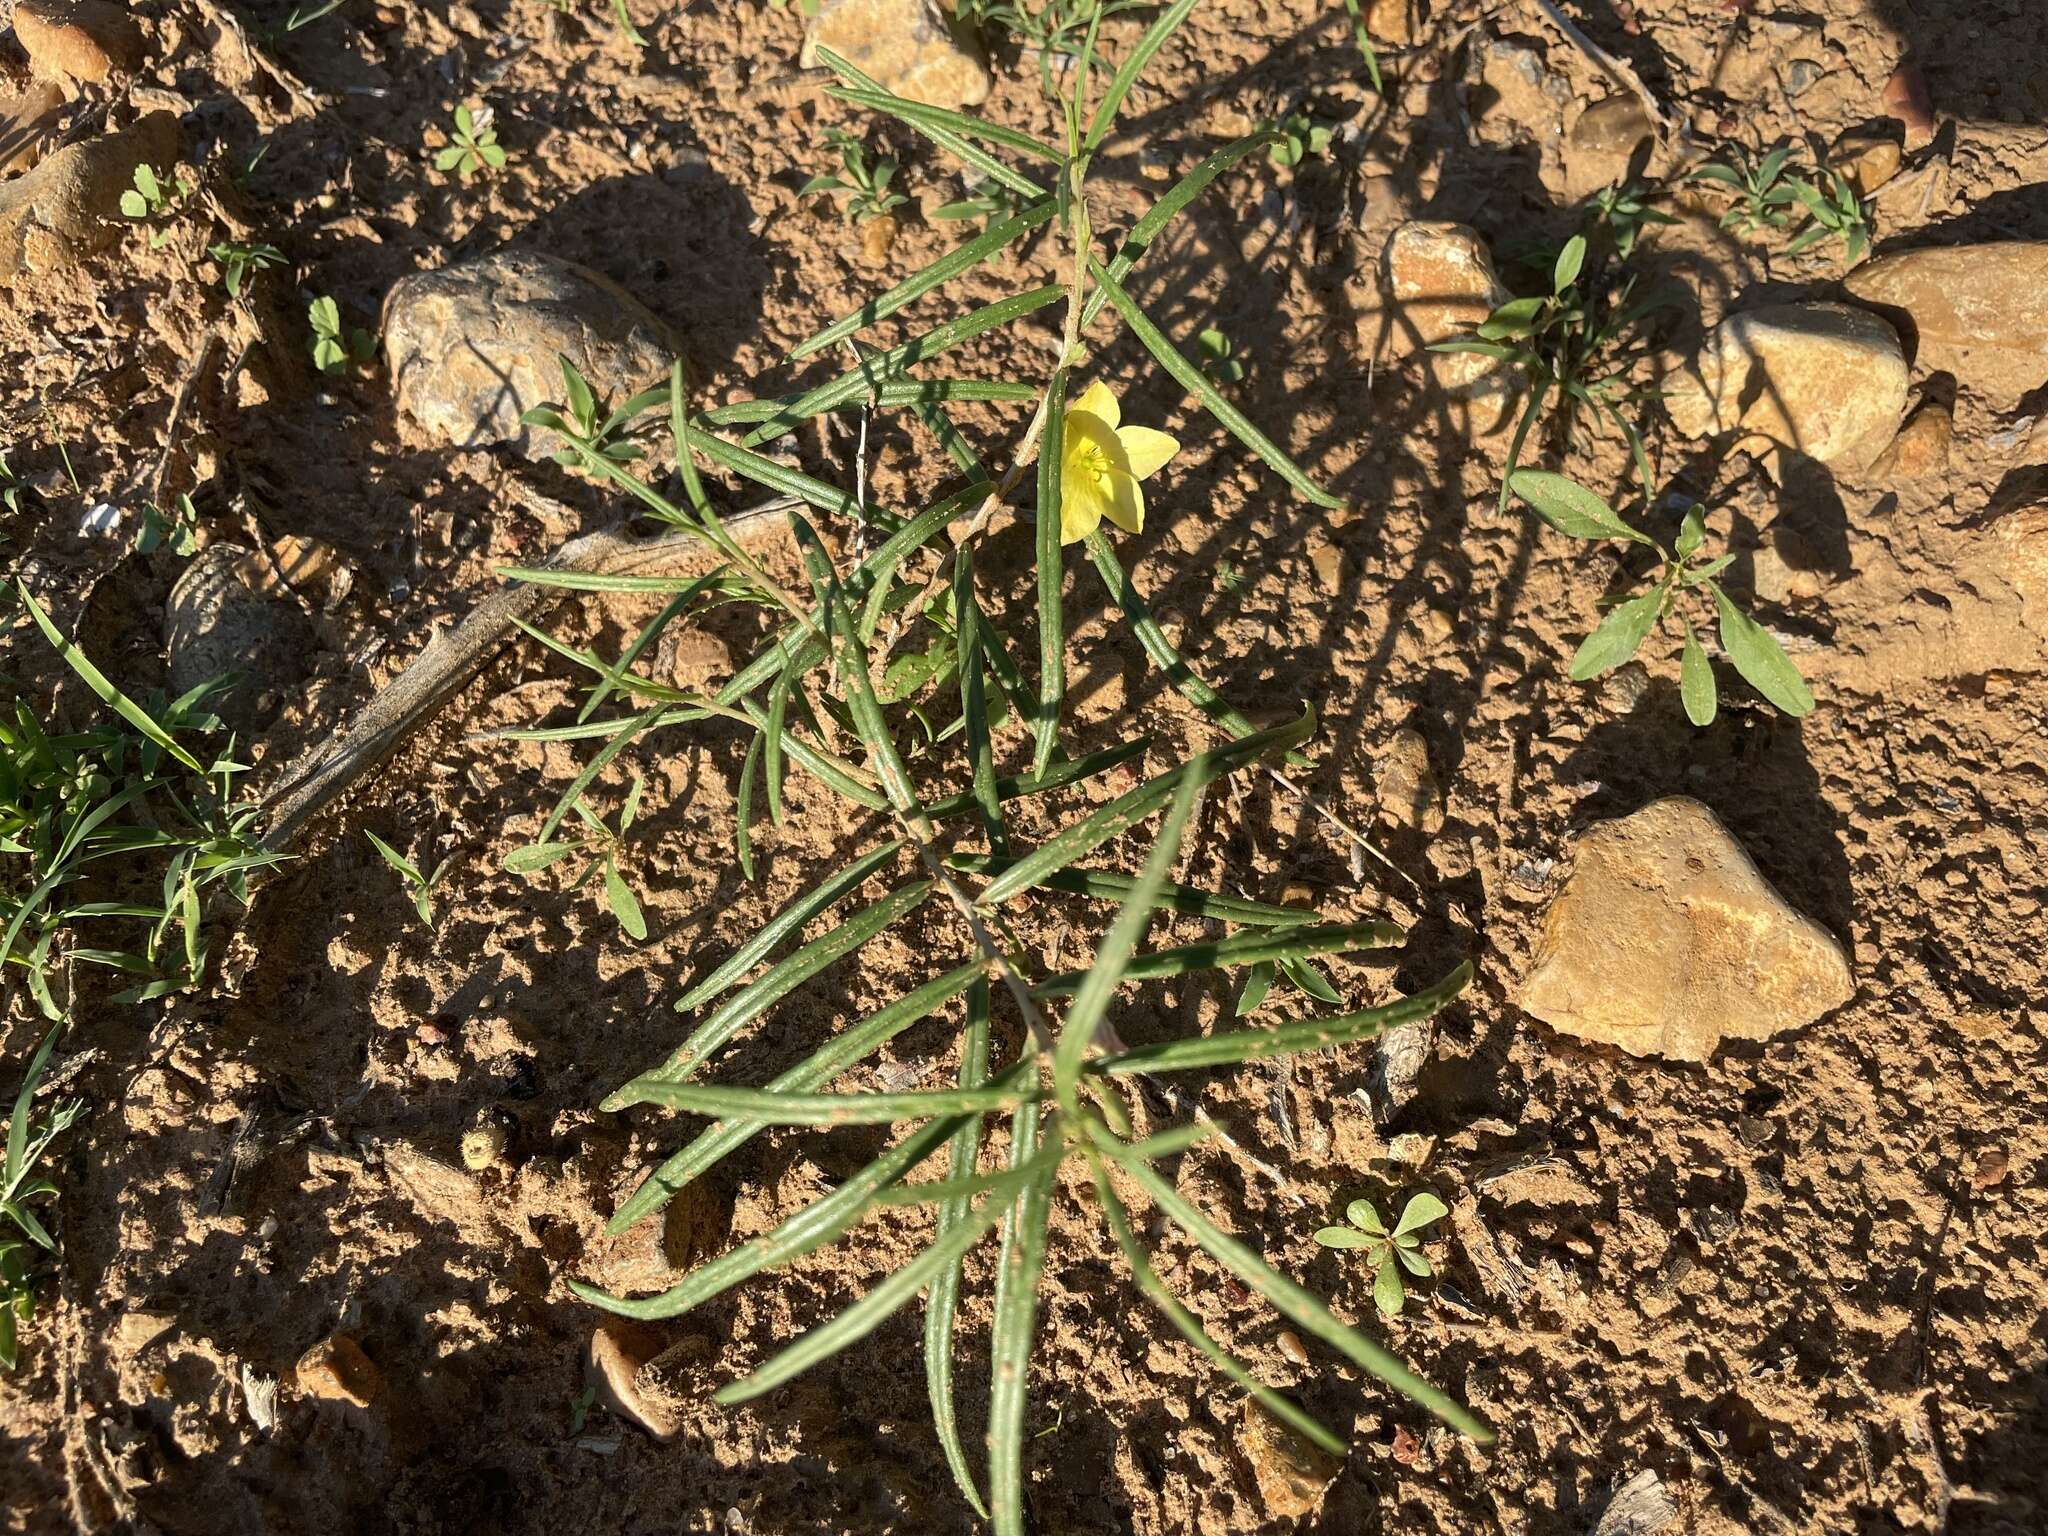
[
  {"x1": 435, "y1": 104, "x2": 508, "y2": 181},
  {"x1": 1266, "y1": 110, "x2": 1335, "y2": 168},
  {"x1": 931, "y1": 172, "x2": 1031, "y2": 229},
  {"x1": 1196, "y1": 327, "x2": 1244, "y2": 385},
  {"x1": 1690, "y1": 144, "x2": 1870, "y2": 262},
  {"x1": 364, "y1": 831, "x2": 455, "y2": 927},
  {"x1": 307, "y1": 296, "x2": 377, "y2": 374},
  {"x1": 1, "y1": 1021, "x2": 84, "y2": 1371},
  {"x1": 1509, "y1": 469, "x2": 1816, "y2": 724},
  {"x1": 207, "y1": 240, "x2": 286, "y2": 298},
  {"x1": 524, "y1": 356, "x2": 661, "y2": 474},
  {"x1": 1314, "y1": 1191, "x2": 1447, "y2": 1318},
  {"x1": 801, "y1": 130, "x2": 910, "y2": 224},
  {"x1": 503, "y1": 775, "x2": 648, "y2": 941},
  {"x1": 137, "y1": 492, "x2": 200, "y2": 557},
  {"x1": 958, "y1": 0, "x2": 1152, "y2": 98},
  {"x1": 119, "y1": 163, "x2": 195, "y2": 249}
]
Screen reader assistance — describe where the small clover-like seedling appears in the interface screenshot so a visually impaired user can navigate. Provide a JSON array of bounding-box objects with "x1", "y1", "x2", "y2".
[
  {"x1": 137, "y1": 492, "x2": 200, "y2": 557},
  {"x1": 1196, "y1": 327, "x2": 1245, "y2": 385},
  {"x1": 502, "y1": 775, "x2": 648, "y2": 940},
  {"x1": 2, "y1": 1022, "x2": 86, "y2": 1370},
  {"x1": 207, "y1": 240, "x2": 285, "y2": 298},
  {"x1": 1315, "y1": 1192, "x2": 1448, "y2": 1319},
  {"x1": 365, "y1": 830, "x2": 456, "y2": 927},
  {"x1": 1266, "y1": 110, "x2": 1335, "y2": 168},
  {"x1": 801, "y1": 129, "x2": 911, "y2": 225},
  {"x1": 1510, "y1": 469, "x2": 1816, "y2": 726},
  {"x1": 435, "y1": 103, "x2": 508, "y2": 181},
  {"x1": 119, "y1": 163, "x2": 195, "y2": 249},
  {"x1": 308, "y1": 296, "x2": 377, "y2": 374}
]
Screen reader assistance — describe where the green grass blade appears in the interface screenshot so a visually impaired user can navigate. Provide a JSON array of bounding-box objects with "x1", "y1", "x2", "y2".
[
  {"x1": 954, "y1": 547, "x2": 1006, "y2": 853},
  {"x1": 927, "y1": 977, "x2": 994, "y2": 1518},
  {"x1": 1098, "y1": 961, "x2": 1472, "y2": 1076},
  {"x1": 1115, "y1": 1154, "x2": 1491, "y2": 1441},
  {"x1": 925, "y1": 737, "x2": 1148, "y2": 822},
  {"x1": 715, "y1": 1143, "x2": 1062, "y2": 1406},
  {"x1": 789, "y1": 200, "x2": 1058, "y2": 361},
  {"x1": 987, "y1": 1102, "x2": 1055, "y2": 1536},
  {"x1": 678, "y1": 841, "x2": 904, "y2": 1011},
  {"x1": 1089, "y1": 265, "x2": 1344, "y2": 509},
  {"x1": 611, "y1": 1080, "x2": 1026, "y2": 1124},
  {"x1": 764, "y1": 656, "x2": 797, "y2": 826},
  {"x1": 1085, "y1": 0, "x2": 1201, "y2": 152},
  {"x1": 1090, "y1": 1155, "x2": 1345, "y2": 1456},
  {"x1": 1037, "y1": 919, "x2": 1403, "y2": 998},
  {"x1": 978, "y1": 707, "x2": 1315, "y2": 907},
  {"x1": 735, "y1": 734, "x2": 762, "y2": 880},
  {"x1": 826, "y1": 86, "x2": 1063, "y2": 163},
  {"x1": 18, "y1": 584, "x2": 204, "y2": 772},
  {"x1": 622, "y1": 880, "x2": 937, "y2": 1089},
  {"x1": 1033, "y1": 368, "x2": 1069, "y2": 776},
  {"x1": 946, "y1": 857, "x2": 1316, "y2": 926},
  {"x1": 610, "y1": 959, "x2": 984, "y2": 1233},
  {"x1": 815, "y1": 47, "x2": 1048, "y2": 201},
  {"x1": 580, "y1": 589, "x2": 702, "y2": 723}
]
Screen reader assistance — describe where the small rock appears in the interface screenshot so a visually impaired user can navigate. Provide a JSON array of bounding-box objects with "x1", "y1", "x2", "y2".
[
  {"x1": 1845, "y1": 243, "x2": 2048, "y2": 407},
  {"x1": 1368, "y1": 1016, "x2": 1433, "y2": 1124},
  {"x1": 1566, "y1": 95, "x2": 1653, "y2": 198},
  {"x1": 1517, "y1": 797, "x2": 1852, "y2": 1061},
  {"x1": 0, "y1": 80, "x2": 67, "y2": 177},
  {"x1": 1872, "y1": 402, "x2": 1951, "y2": 480},
  {"x1": 0, "y1": 110, "x2": 177, "y2": 282},
  {"x1": 1882, "y1": 59, "x2": 1936, "y2": 146},
  {"x1": 1591, "y1": 1468, "x2": 1679, "y2": 1536},
  {"x1": 382, "y1": 249, "x2": 676, "y2": 460},
  {"x1": 1276, "y1": 1330, "x2": 1310, "y2": 1368},
  {"x1": 1474, "y1": 34, "x2": 1566, "y2": 135},
  {"x1": 295, "y1": 1333, "x2": 380, "y2": 1408},
  {"x1": 1750, "y1": 521, "x2": 1829, "y2": 605},
  {"x1": 1970, "y1": 1146, "x2": 2009, "y2": 1191},
  {"x1": 1385, "y1": 1132, "x2": 1437, "y2": 1168},
  {"x1": 111, "y1": 1308, "x2": 177, "y2": 1357},
  {"x1": 1374, "y1": 728, "x2": 1444, "y2": 834},
  {"x1": 1364, "y1": 0, "x2": 1425, "y2": 48},
  {"x1": 12, "y1": 0, "x2": 147, "y2": 86},
  {"x1": 858, "y1": 211, "x2": 897, "y2": 264},
  {"x1": 1782, "y1": 58, "x2": 1822, "y2": 97},
  {"x1": 1830, "y1": 126, "x2": 1902, "y2": 198},
  {"x1": 165, "y1": 543, "x2": 314, "y2": 737},
  {"x1": 235, "y1": 535, "x2": 352, "y2": 611},
  {"x1": 801, "y1": 0, "x2": 991, "y2": 110},
  {"x1": 665, "y1": 626, "x2": 733, "y2": 690},
  {"x1": 1389, "y1": 1422, "x2": 1421, "y2": 1465},
  {"x1": 1240, "y1": 1398, "x2": 1342, "y2": 1519},
  {"x1": 587, "y1": 1319, "x2": 684, "y2": 1441},
  {"x1": 1307, "y1": 536, "x2": 1347, "y2": 594},
  {"x1": 1379, "y1": 221, "x2": 1519, "y2": 413},
  {"x1": 1663, "y1": 302, "x2": 1907, "y2": 473}
]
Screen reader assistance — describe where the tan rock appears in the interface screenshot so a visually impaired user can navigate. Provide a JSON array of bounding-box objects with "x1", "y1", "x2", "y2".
[
  {"x1": 0, "y1": 81, "x2": 67, "y2": 178},
  {"x1": 382, "y1": 249, "x2": 676, "y2": 460},
  {"x1": 858, "y1": 210, "x2": 897, "y2": 264},
  {"x1": 110, "y1": 1308, "x2": 177, "y2": 1358},
  {"x1": 0, "y1": 111, "x2": 177, "y2": 282},
  {"x1": 1829, "y1": 126, "x2": 1901, "y2": 198},
  {"x1": 1663, "y1": 303, "x2": 1906, "y2": 473},
  {"x1": 1517, "y1": 797, "x2": 1852, "y2": 1062},
  {"x1": 234, "y1": 534, "x2": 352, "y2": 610},
  {"x1": 801, "y1": 0, "x2": 990, "y2": 110},
  {"x1": 13, "y1": 0, "x2": 147, "y2": 85},
  {"x1": 1872, "y1": 402, "x2": 1950, "y2": 480},
  {"x1": 1750, "y1": 522, "x2": 1828, "y2": 605},
  {"x1": 295, "y1": 1334, "x2": 381, "y2": 1408},
  {"x1": 1375, "y1": 728, "x2": 1444, "y2": 833},
  {"x1": 1380, "y1": 220, "x2": 1518, "y2": 409},
  {"x1": 1845, "y1": 243, "x2": 2048, "y2": 406},
  {"x1": 1565, "y1": 95, "x2": 1653, "y2": 198},
  {"x1": 586, "y1": 1320, "x2": 684, "y2": 1440},
  {"x1": 1241, "y1": 1398, "x2": 1343, "y2": 1519},
  {"x1": 1364, "y1": 0, "x2": 1426, "y2": 48}
]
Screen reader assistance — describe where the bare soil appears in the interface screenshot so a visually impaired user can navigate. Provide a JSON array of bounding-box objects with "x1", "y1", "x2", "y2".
[{"x1": 2, "y1": 1, "x2": 2044, "y2": 1533}]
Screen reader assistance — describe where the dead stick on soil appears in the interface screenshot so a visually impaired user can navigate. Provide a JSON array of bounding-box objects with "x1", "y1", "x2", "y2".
[
  {"x1": 1529, "y1": 0, "x2": 1670, "y2": 139},
  {"x1": 258, "y1": 498, "x2": 797, "y2": 852}
]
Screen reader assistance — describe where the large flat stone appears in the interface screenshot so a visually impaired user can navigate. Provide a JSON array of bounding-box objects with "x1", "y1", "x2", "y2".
[{"x1": 1845, "y1": 242, "x2": 2048, "y2": 407}]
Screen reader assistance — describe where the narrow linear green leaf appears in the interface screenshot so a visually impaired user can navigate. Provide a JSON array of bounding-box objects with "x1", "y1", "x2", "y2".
[
  {"x1": 954, "y1": 547, "x2": 1006, "y2": 853},
  {"x1": 927, "y1": 976, "x2": 993, "y2": 1519},
  {"x1": 611, "y1": 1080, "x2": 1025, "y2": 1125},
  {"x1": 18, "y1": 585, "x2": 204, "y2": 772},
  {"x1": 815, "y1": 47, "x2": 1049, "y2": 201},
  {"x1": 1036, "y1": 919, "x2": 1404, "y2": 997},
  {"x1": 826, "y1": 87, "x2": 1063, "y2": 162},
  {"x1": 1033, "y1": 368, "x2": 1069, "y2": 776},
  {"x1": 680, "y1": 842, "x2": 905, "y2": 1012},
  {"x1": 947, "y1": 857, "x2": 1317, "y2": 927},
  {"x1": 987, "y1": 1104, "x2": 1055, "y2": 1536},
  {"x1": 1085, "y1": 0, "x2": 1202, "y2": 151}
]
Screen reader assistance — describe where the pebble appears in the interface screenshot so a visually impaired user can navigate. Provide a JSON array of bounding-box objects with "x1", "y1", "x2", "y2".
[
  {"x1": 1663, "y1": 302, "x2": 1907, "y2": 473},
  {"x1": 1873, "y1": 402, "x2": 1951, "y2": 480},
  {"x1": 0, "y1": 80, "x2": 67, "y2": 177},
  {"x1": 1591, "y1": 1469, "x2": 1679, "y2": 1536},
  {"x1": 1364, "y1": 0, "x2": 1424, "y2": 47},
  {"x1": 165, "y1": 543, "x2": 315, "y2": 738},
  {"x1": 111, "y1": 1308, "x2": 177, "y2": 1357},
  {"x1": 1845, "y1": 243, "x2": 2048, "y2": 407},
  {"x1": 1882, "y1": 59, "x2": 1936, "y2": 146},
  {"x1": 1276, "y1": 1330, "x2": 1311, "y2": 1368},
  {"x1": 382, "y1": 249, "x2": 676, "y2": 460},
  {"x1": 1565, "y1": 95, "x2": 1653, "y2": 199},
  {"x1": 586, "y1": 1319, "x2": 687, "y2": 1440},
  {"x1": 1374, "y1": 728, "x2": 1444, "y2": 834},
  {"x1": 1830, "y1": 126, "x2": 1902, "y2": 198},
  {"x1": 0, "y1": 110, "x2": 178, "y2": 282},
  {"x1": 1240, "y1": 1398, "x2": 1342, "y2": 1519},
  {"x1": 295, "y1": 1333, "x2": 381, "y2": 1408},
  {"x1": 1517, "y1": 797, "x2": 1853, "y2": 1062},
  {"x1": 800, "y1": 0, "x2": 991, "y2": 110},
  {"x1": 1970, "y1": 1146, "x2": 2009, "y2": 1191},
  {"x1": 12, "y1": 0, "x2": 147, "y2": 86},
  {"x1": 1378, "y1": 220, "x2": 1519, "y2": 413}
]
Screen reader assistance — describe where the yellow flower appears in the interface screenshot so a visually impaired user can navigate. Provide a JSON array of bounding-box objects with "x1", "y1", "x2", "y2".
[{"x1": 1057, "y1": 380, "x2": 1180, "y2": 545}]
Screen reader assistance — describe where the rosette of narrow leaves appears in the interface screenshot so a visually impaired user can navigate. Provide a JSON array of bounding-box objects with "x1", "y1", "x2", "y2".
[
  {"x1": 1509, "y1": 468, "x2": 1815, "y2": 725},
  {"x1": 499, "y1": 4, "x2": 1492, "y2": 1528}
]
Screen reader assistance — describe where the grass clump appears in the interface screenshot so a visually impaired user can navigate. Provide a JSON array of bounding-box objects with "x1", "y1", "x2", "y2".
[
  {"x1": 494, "y1": 3, "x2": 1490, "y2": 1525},
  {"x1": 1, "y1": 1022, "x2": 82, "y2": 1371}
]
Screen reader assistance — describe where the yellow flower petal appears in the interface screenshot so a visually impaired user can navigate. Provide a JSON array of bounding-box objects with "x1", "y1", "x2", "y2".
[
  {"x1": 1101, "y1": 470, "x2": 1144, "y2": 535},
  {"x1": 1115, "y1": 425, "x2": 1179, "y2": 481},
  {"x1": 1071, "y1": 379, "x2": 1120, "y2": 431},
  {"x1": 1060, "y1": 470, "x2": 1110, "y2": 544}
]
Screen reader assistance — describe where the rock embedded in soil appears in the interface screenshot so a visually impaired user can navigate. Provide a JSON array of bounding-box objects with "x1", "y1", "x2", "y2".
[
  {"x1": 1379, "y1": 220, "x2": 1519, "y2": 413},
  {"x1": 1662, "y1": 302, "x2": 1906, "y2": 473},
  {"x1": 1240, "y1": 1398, "x2": 1342, "y2": 1519},
  {"x1": 1872, "y1": 402, "x2": 1951, "y2": 480},
  {"x1": 295, "y1": 1333, "x2": 381, "y2": 1408},
  {"x1": 586, "y1": 1319, "x2": 684, "y2": 1441},
  {"x1": 0, "y1": 110, "x2": 177, "y2": 282},
  {"x1": 1830, "y1": 126, "x2": 1902, "y2": 198},
  {"x1": 1365, "y1": 0, "x2": 1426, "y2": 47},
  {"x1": 1374, "y1": 727, "x2": 1444, "y2": 834},
  {"x1": 12, "y1": 0, "x2": 147, "y2": 86},
  {"x1": 1565, "y1": 95, "x2": 1654, "y2": 199},
  {"x1": 0, "y1": 80, "x2": 67, "y2": 177},
  {"x1": 382, "y1": 249, "x2": 676, "y2": 460},
  {"x1": 800, "y1": 0, "x2": 991, "y2": 110},
  {"x1": 1517, "y1": 797, "x2": 1853, "y2": 1062},
  {"x1": 165, "y1": 542, "x2": 313, "y2": 737},
  {"x1": 1844, "y1": 243, "x2": 2048, "y2": 407}
]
